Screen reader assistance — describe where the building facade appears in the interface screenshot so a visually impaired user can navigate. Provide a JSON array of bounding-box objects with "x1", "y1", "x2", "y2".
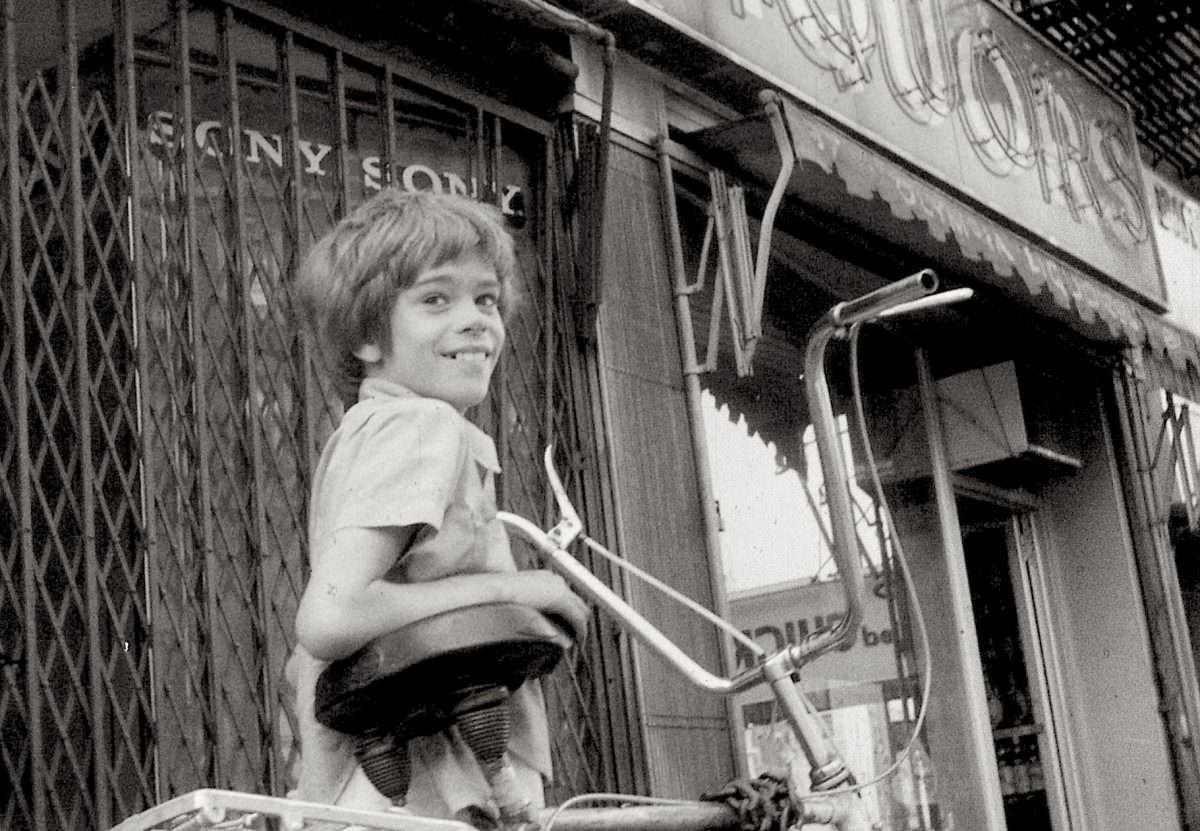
[{"x1": 2, "y1": 1, "x2": 1199, "y2": 830}]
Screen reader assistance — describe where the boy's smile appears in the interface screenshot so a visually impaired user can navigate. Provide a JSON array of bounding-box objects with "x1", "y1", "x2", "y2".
[{"x1": 356, "y1": 251, "x2": 506, "y2": 411}]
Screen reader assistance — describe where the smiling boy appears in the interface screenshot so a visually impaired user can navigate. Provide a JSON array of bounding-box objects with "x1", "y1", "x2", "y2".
[{"x1": 289, "y1": 189, "x2": 589, "y2": 820}]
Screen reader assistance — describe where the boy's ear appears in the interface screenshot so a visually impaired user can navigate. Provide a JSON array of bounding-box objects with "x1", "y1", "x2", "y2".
[{"x1": 354, "y1": 342, "x2": 383, "y2": 364}]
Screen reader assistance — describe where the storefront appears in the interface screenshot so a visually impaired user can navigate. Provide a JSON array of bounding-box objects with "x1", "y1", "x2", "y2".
[
  {"x1": 564, "y1": 1, "x2": 1200, "y2": 829},
  {"x1": 6, "y1": 1, "x2": 1200, "y2": 830},
  {"x1": 0, "y1": 1, "x2": 629, "y2": 828}
]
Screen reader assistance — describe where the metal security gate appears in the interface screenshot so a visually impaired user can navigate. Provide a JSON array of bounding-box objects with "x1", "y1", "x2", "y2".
[{"x1": 0, "y1": 2, "x2": 625, "y2": 828}]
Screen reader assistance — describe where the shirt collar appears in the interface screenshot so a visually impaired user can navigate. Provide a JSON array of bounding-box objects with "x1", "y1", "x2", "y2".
[{"x1": 357, "y1": 378, "x2": 500, "y2": 473}]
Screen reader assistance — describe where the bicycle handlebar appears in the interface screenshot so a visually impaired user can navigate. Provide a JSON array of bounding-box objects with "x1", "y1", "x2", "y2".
[
  {"x1": 795, "y1": 269, "x2": 938, "y2": 666},
  {"x1": 500, "y1": 511, "x2": 764, "y2": 695},
  {"x1": 502, "y1": 270, "x2": 964, "y2": 830}
]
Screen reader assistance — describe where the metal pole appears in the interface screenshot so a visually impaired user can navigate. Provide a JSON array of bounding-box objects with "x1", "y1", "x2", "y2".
[
  {"x1": 279, "y1": 31, "x2": 318, "y2": 481},
  {"x1": 332, "y1": 50, "x2": 350, "y2": 215},
  {"x1": 63, "y1": 0, "x2": 108, "y2": 821},
  {"x1": 174, "y1": 0, "x2": 221, "y2": 784},
  {"x1": 5, "y1": 0, "x2": 46, "y2": 824},
  {"x1": 219, "y1": 7, "x2": 277, "y2": 796},
  {"x1": 654, "y1": 136, "x2": 748, "y2": 774},
  {"x1": 914, "y1": 347, "x2": 1007, "y2": 831}
]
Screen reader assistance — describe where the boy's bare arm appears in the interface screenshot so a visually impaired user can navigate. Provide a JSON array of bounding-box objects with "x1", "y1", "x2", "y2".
[{"x1": 296, "y1": 525, "x2": 589, "y2": 661}]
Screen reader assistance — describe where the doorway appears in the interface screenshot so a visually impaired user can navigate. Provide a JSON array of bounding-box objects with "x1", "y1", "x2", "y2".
[{"x1": 960, "y1": 500, "x2": 1074, "y2": 831}]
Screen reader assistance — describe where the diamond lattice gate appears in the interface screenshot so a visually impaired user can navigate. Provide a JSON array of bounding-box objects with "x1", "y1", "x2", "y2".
[{"x1": 0, "y1": 2, "x2": 625, "y2": 828}]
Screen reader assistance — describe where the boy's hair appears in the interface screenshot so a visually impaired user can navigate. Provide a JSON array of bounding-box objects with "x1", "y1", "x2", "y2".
[{"x1": 295, "y1": 188, "x2": 518, "y2": 399}]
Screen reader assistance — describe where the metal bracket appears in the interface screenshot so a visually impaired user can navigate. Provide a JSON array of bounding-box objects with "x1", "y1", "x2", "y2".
[{"x1": 658, "y1": 91, "x2": 796, "y2": 378}]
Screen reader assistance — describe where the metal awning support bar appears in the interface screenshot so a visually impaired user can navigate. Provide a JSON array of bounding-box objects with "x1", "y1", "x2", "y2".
[
  {"x1": 661, "y1": 92, "x2": 796, "y2": 378},
  {"x1": 748, "y1": 91, "x2": 794, "y2": 366}
]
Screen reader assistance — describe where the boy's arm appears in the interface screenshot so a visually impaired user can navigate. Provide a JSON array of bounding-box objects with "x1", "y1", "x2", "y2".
[{"x1": 296, "y1": 525, "x2": 589, "y2": 662}]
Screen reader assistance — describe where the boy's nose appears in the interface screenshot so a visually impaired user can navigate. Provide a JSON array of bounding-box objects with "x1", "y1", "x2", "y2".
[{"x1": 458, "y1": 304, "x2": 490, "y2": 333}]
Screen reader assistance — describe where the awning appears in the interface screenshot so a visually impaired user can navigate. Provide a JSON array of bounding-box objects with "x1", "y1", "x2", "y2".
[{"x1": 681, "y1": 96, "x2": 1200, "y2": 396}]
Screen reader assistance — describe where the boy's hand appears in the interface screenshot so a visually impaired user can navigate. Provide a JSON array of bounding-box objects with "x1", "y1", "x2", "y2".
[{"x1": 509, "y1": 571, "x2": 590, "y2": 643}]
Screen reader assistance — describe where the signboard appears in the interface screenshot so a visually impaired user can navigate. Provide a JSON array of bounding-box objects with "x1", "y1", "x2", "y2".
[
  {"x1": 642, "y1": 0, "x2": 1164, "y2": 308},
  {"x1": 1151, "y1": 171, "x2": 1200, "y2": 337},
  {"x1": 728, "y1": 576, "x2": 900, "y2": 704}
]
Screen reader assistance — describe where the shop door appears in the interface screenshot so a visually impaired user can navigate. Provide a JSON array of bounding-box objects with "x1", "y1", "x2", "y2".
[{"x1": 961, "y1": 506, "x2": 1076, "y2": 831}]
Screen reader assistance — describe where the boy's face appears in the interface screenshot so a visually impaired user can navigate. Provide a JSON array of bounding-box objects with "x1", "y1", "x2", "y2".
[{"x1": 357, "y1": 251, "x2": 506, "y2": 412}]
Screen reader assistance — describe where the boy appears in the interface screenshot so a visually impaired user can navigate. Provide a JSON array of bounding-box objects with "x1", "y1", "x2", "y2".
[{"x1": 288, "y1": 189, "x2": 590, "y2": 821}]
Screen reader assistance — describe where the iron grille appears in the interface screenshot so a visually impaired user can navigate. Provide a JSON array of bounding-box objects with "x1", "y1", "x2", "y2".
[{"x1": 0, "y1": 1, "x2": 623, "y2": 827}]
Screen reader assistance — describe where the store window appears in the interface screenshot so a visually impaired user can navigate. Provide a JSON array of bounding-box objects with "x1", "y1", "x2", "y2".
[
  {"x1": 670, "y1": 167, "x2": 1103, "y2": 829},
  {"x1": 962, "y1": 510, "x2": 1057, "y2": 830},
  {"x1": 703, "y1": 396, "x2": 939, "y2": 830},
  {"x1": 669, "y1": 183, "x2": 943, "y2": 829}
]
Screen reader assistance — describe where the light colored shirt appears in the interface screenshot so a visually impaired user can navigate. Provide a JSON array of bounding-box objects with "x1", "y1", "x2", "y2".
[{"x1": 288, "y1": 379, "x2": 551, "y2": 816}]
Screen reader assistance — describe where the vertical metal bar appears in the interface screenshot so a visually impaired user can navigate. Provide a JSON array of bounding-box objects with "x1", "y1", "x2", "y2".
[
  {"x1": 914, "y1": 347, "x2": 1008, "y2": 831},
  {"x1": 489, "y1": 114, "x2": 508, "y2": 500},
  {"x1": 115, "y1": 0, "x2": 162, "y2": 803},
  {"x1": 654, "y1": 138, "x2": 746, "y2": 777},
  {"x1": 475, "y1": 108, "x2": 486, "y2": 203},
  {"x1": 280, "y1": 30, "x2": 317, "y2": 496},
  {"x1": 5, "y1": 0, "x2": 46, "y2": 825},
  {"x1": 174, "y1": 0, "x2": 220, "y2": 786},
  {"x1": 63, "y1": 0, "x2": 107, "y2": 823},
  {"x1": 219, "y1": 7, "x2": 276, "y2": 796},
  {"x1": 332, "y1": 50, "x2": 350, "y2": 214},
  {"x1": 541, "y1": 146, "x2": 555, "y2": 513},
  {"x1": 1180, "y1": 403, "x2": 1200, "y2": 521},
  {"x1": 490, "y1": 114, "x2": 501, "y2": 208},
  {"x1": 1113, "y1": 365, "x2": 1200, "y2": 822},
  {"x1": 380, "y1": 65, "x2": 396, "y2": 189}
]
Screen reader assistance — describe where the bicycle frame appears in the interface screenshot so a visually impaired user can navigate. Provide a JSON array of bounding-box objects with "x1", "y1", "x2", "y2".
[{"x1": 501, "y1": 269, "x2": 969, "y2": 827}]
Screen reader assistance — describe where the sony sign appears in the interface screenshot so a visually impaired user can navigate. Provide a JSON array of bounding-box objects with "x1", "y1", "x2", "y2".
[
  {"x1": 655, "y1": 0, "x2": 1164, "y2": 307},
  {"x1": 142, "y1": 110, "x2": 526, "y2": 222}
]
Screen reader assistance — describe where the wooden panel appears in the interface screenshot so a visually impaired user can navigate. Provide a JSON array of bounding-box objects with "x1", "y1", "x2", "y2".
[
  {"x1": 597, "y1": 146, "x2": 683, "y2": 389},
  {"x1": 596, "y1": 144, "x2": 735, "y2": 796},
  {"x1": 644, "y1": 717, "x2": 735, "y2": 801}
]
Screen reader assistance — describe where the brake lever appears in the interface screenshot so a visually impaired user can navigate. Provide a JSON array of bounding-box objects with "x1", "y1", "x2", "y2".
[{"x1": 543, "y1": 445, "x2": 584, "y2": 550}]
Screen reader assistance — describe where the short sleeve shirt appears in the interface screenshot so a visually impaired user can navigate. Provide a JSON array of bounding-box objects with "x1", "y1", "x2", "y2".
[{"x1": 288, "y1": 379, "x2": 551, "y2": 813}]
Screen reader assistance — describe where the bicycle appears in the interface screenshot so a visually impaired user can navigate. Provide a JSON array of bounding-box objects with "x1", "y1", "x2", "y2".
[{"x1": 113, "y1": 270, "x2": 969, "y2": 831}]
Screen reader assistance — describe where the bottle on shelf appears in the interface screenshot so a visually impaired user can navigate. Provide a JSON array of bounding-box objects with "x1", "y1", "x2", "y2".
[
  {"x1": 1011, "y1": 735, "x2": 1031, "y2": 795},
  {"x1": 1027, "y1": 735, "x2": 1045, "y2": 793},
  {"x1": 997, "y1": 737, "x2": 1016, "y2": 797}
]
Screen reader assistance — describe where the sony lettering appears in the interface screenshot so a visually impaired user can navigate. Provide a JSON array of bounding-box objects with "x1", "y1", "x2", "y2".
[{"x1": 145, "y1": 110, "x2": 524, "y2": 218}]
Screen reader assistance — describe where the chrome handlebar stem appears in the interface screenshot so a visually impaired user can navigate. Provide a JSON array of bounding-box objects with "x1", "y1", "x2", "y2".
[{"x1": 793, "y1": 269, "x2": 939, "y2": 666}]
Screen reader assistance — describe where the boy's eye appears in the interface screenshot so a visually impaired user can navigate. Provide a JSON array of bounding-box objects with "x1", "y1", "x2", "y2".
[
  {"x1": 421, "y1": 293, "x2": 448, "y2": 306},
  {"x1": 476, "y1": 292, "x2": 500, "y2": 308}
]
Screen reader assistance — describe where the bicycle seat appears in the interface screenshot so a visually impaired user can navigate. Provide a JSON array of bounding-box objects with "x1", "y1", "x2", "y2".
[{"x1": 314, "y1": 602, "x2": 574, "y2": 738}]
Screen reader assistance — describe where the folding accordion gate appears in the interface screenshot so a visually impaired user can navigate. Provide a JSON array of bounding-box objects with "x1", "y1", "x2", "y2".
[{"x1": 0, "y1": 2, "x2": 626, "y2": 828}]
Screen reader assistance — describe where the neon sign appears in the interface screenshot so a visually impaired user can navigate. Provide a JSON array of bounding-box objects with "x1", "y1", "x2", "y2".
[
  {"x1": 741, "y1": 0, "x2": 1149, "y2": 246},
  {"x1": 681, "y1": 0, "x2": 1164, "y2": 305}
]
